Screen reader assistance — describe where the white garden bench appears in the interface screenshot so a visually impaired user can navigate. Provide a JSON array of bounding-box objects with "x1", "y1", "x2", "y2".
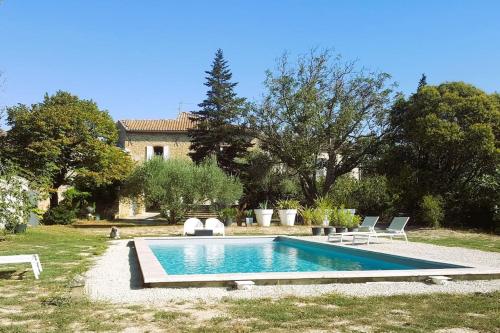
[{"x1": 0, "y1": 254, "x2": 43, "y2": 279}]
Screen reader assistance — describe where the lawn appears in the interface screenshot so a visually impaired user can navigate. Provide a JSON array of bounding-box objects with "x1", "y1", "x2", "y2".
[
  {"x1": 0, "y1": 226, "x2": 499, "y2": 332},
  {"x1": 408, "y1": 229, "x2": 500, "y2": 253}
]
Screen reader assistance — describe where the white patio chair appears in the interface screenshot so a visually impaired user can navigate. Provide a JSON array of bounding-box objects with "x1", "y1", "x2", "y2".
[
  {"x1": 183, "y1": 218, "x2": 203, "y2": 236},
  {"x1": 354, "y1": 216, "x2": 410, "y2": 244},
  {"x1": 328, "y1": 216, "x2": 379, "y2": 243},
  {"x1": 205, "y1": 218, "x2": 225, "y2": 236},
  {"x1": 0, "y1": 254, "x2": 43, "y2": 279}
]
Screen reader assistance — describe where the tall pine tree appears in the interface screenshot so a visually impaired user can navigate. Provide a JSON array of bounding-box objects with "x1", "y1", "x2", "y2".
[
  {"x1": 417, "y1": 73, "x2": 427, "y2": 90},
  {"x1": 189, "y1": 49, "x2": 253, "y2": 175}
]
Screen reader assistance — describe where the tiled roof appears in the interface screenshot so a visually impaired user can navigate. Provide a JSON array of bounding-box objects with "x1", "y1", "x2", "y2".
[{"x1": 118, "y1": 112, "x2": 195, "y2": 132}]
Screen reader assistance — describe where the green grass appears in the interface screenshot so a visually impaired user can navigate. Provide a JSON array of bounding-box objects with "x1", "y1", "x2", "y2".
[
  {"x1": 0, "y1": 226, "x2": 499, "y2": 332},
  {"x1": 408, "y1": 229, "x2": 500, "y2": 252}
]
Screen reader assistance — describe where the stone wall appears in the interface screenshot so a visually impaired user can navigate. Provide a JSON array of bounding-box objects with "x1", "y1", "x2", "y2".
[{"x1": 120, "y1": 131, "x2": 192, "y2": 162}]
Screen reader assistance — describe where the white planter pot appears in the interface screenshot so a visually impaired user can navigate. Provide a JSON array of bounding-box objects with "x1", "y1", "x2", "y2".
[
  {"x1": 278, "y1": 209, "x2": 297, "y2": 226},
  {"x1": 245, "y1": 217, "x2": 253, "y2": 226},
  {"x1": 255, "y1": 209, "x2": 273, "y2": 227}
]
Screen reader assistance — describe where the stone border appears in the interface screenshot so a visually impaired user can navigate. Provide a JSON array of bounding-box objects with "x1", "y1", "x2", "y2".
[{"x1": 134, "y1": 236, "x2": 500, "y2": 287}]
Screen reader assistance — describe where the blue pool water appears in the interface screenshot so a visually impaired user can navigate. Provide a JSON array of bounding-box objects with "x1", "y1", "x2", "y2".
[{"x1": 148, "y1": 237, "x2": 462, "y2": 275}]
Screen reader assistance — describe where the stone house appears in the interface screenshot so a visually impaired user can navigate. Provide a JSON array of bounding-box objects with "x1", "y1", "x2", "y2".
[{"x1": 116, "y1": 112, "x2": 195, "y2": 217}]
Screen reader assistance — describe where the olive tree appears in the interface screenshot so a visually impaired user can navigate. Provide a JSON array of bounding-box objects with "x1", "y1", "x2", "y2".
[{"x1": 124, "y1": 158, "x2": 242, "y2": 224}]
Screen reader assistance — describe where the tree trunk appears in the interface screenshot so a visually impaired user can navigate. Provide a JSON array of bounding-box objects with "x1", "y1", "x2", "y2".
[
  {"x1": 49, "y1": 172, "x2": 66, "y2": 209},
  {"x1": 49, "y1": 190, "x2": 59, "y2": 209}
]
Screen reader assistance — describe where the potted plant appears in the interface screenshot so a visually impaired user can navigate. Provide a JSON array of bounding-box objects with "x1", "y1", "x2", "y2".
[
  {"x1": 301, "y1": 207, "x2": 314, "y2": 225},
  {"x1": 314, "y1": 196, "x2": 333, "y2": 226},
  {"x1": 276, "y1": 199, "x2": 301, "y2": 226},
  {"x1": 331, "y1": 206, "x2": 353, "y2": 233},
  {"x1": 244, "y1": 209, "x2": 253, "y2": 226},
  {"x1": 219, "y1": 207, "x2": 237, "y2": 227},
  {"x1": 254, "y1": 201, "x2": 273, "y2": 227},
  {"x1": 14, "y1": 222, "x2": 28, "y2": 234},
  {"x1": 310, "y1": 208, "x2": 325, "y2": 236},
  {"x1": 347, "y1": 214, "x2": 361, "y2": 232}
]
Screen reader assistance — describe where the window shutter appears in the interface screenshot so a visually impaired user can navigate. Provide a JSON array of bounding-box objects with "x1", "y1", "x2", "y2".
[
  {"x1": 163, "y1": 146, "x2": 170, "y2": 160},
  {"x1": 146, "y1": 146, "x2": 154, "y2": 160}
]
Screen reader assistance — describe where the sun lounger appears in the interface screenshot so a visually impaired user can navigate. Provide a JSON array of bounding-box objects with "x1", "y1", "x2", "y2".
[
  {"x1": 0, "y1": 254, "x2": 42, "y2": 279},
  {"x1": 328, "y1": 216, "x2": 379, "y2": 243},
  {"x1": 353, "y1": 216, "x2": 410, "y2": 244},
  {"x1": 205, "y1": 218, "x2": 225, "y2": 236},
  {"x1": 183, "y1": 218, "x2": 204, "y2": 236}
]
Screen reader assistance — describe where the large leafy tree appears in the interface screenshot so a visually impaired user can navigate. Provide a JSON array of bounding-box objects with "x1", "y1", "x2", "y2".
[
  {"x1": 1, "y1": 91, "x2": 133, "y2": 208},
  {"x1": 189, "y1": 49, "x2": 253, "y2": 175},
  {"x1": 382, "y1": 82, "x2": 499, "y2": 228},
  {"x1": 248, "y1": 50, "x2": 396, "y2": 203}
]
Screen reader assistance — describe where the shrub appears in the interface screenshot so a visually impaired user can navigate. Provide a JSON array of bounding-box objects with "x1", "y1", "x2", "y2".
[
  {"x1": 328, "y1": 175, "x2": 394, "y2": 217},
  {"x1": 0, "y1": 165, "x2": 34, "y2": 232},
  {"x1": 42, "y1": 205, "x2": 77, "y2": 225},
  {"x1": 354, "y1": 175, "x2": 393, "y2": 216},
  {"x1": 328, "y1": 175, "x2": 358, "y2": 207},
  {"x1": 300, "y1": 207, "x2": 315, "y2": 226},
  {"x1": 420, "y1": 194, "x2": 444, "y2": 228},
  {"x1": 276, "y1": 199, "x2": 301, "y2": 210}
]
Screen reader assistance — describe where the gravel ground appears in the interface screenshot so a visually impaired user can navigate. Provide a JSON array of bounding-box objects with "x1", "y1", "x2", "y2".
[{"x1": 85, "y1": 238, "x2": 500, "y2": 304}]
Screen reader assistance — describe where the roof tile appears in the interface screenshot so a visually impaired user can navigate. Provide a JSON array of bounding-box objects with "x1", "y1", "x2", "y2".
[{"x1": 119, "y1": 112, "x2": 195, "y2": 132}]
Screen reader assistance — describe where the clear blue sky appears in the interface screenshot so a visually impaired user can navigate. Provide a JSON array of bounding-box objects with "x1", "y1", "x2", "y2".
[{"x1": 0, "y1": 0, "x2": 499, "y2": 124}]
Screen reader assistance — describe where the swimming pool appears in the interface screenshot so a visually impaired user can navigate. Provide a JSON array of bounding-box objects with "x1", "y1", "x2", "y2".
[
  {"x1": 134, "y1": 236, "x2": 484, "y2": 287},
  {"x1": 149, "y1": 237, "x2": 461, "y2": 275}
]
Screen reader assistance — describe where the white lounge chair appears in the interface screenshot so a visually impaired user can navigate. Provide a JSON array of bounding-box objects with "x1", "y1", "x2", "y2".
[
  {"x1": 205, "y1": 218, "x2": 225, "y2": 236},
  {"x1": 0, "y1": 254, "x2": 43, "y2": 279},
  {"x1": 183, "y1": 218, "x2": 204, "y2": 236},
  {"x1": 328, "y1": 216, "x2": 379, "y2": 243},
  {"x1": 354, "y1": 216, "x2": 410, "y2": 244}
]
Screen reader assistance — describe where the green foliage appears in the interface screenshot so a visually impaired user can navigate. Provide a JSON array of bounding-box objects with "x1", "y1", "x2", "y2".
[
  {"x1": 124, "y1": 158, "x2": 243, "y2": 224},
  {"x1": 328, "y1": 175, "x2": 358, "y2": 207},
  {"x1": 420, "y1": 195, "x2": 444, "y2": 228},
  {"x1": 219, "y1": 207, "x2": 238, "y2": 220},
  {"x1": 248, "y1": 49, "x2": 396, "y2": 203},
  {"x1": 189, "y1": 49, "x2": 253, "y2": 175},
  {"x1": 276, "y1": 199, "x2": 301, "y2": 210},
  {"x1": 258, "y1": 200, "x2": 270, "y2": 209},
  {"x1": 239, "y1": 149, "x2": 303, "y2": 208},
  {"x1": 312, "y1": 208, "x2": 327, "y2": 226},
  {"x1": 0, "y1": 164, "x2": 34, "y2": 232},
  {"x1": 42, "y1": 205, "x2": 77, "y2": 225},
  {"x1": 314, "y1": 196, "x2": 333, "y2": 212},
  {"x1": 382, "y1": 82, "x2": 499, "y2": 229},
  {"x1": 244, "y1": 209, "x2": 253, "y2": 218},
  {"x1": 330, "y1": 206, "x2": 356, "y2": 227},
  {"x1": 327, "y1": 174, "x2": 393, "y2": 217},
  {"x1": 1, "y1": 91, "x2": 133, "y2": 208},
  {"x1": 300, "y1": 207, "x2": 315, "y2": 225}
]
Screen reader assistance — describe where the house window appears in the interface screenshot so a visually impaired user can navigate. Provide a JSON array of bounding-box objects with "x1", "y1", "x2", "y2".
[
  {"x1": 153, "y1": 146, "x2": 164, "y2": 156},
  {"x1": 146, "y1": 145, "x2": 170, "y2": 160}
]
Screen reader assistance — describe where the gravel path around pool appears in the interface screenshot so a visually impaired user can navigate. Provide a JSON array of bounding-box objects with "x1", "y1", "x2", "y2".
[{"x1": 84, "y1": 238, "x2": 500, "y2": 304}]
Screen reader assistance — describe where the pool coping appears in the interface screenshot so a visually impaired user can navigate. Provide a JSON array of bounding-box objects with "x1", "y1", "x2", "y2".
[{"x1": 134, "y1": 236, "x2": 500, "y2": 287}]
